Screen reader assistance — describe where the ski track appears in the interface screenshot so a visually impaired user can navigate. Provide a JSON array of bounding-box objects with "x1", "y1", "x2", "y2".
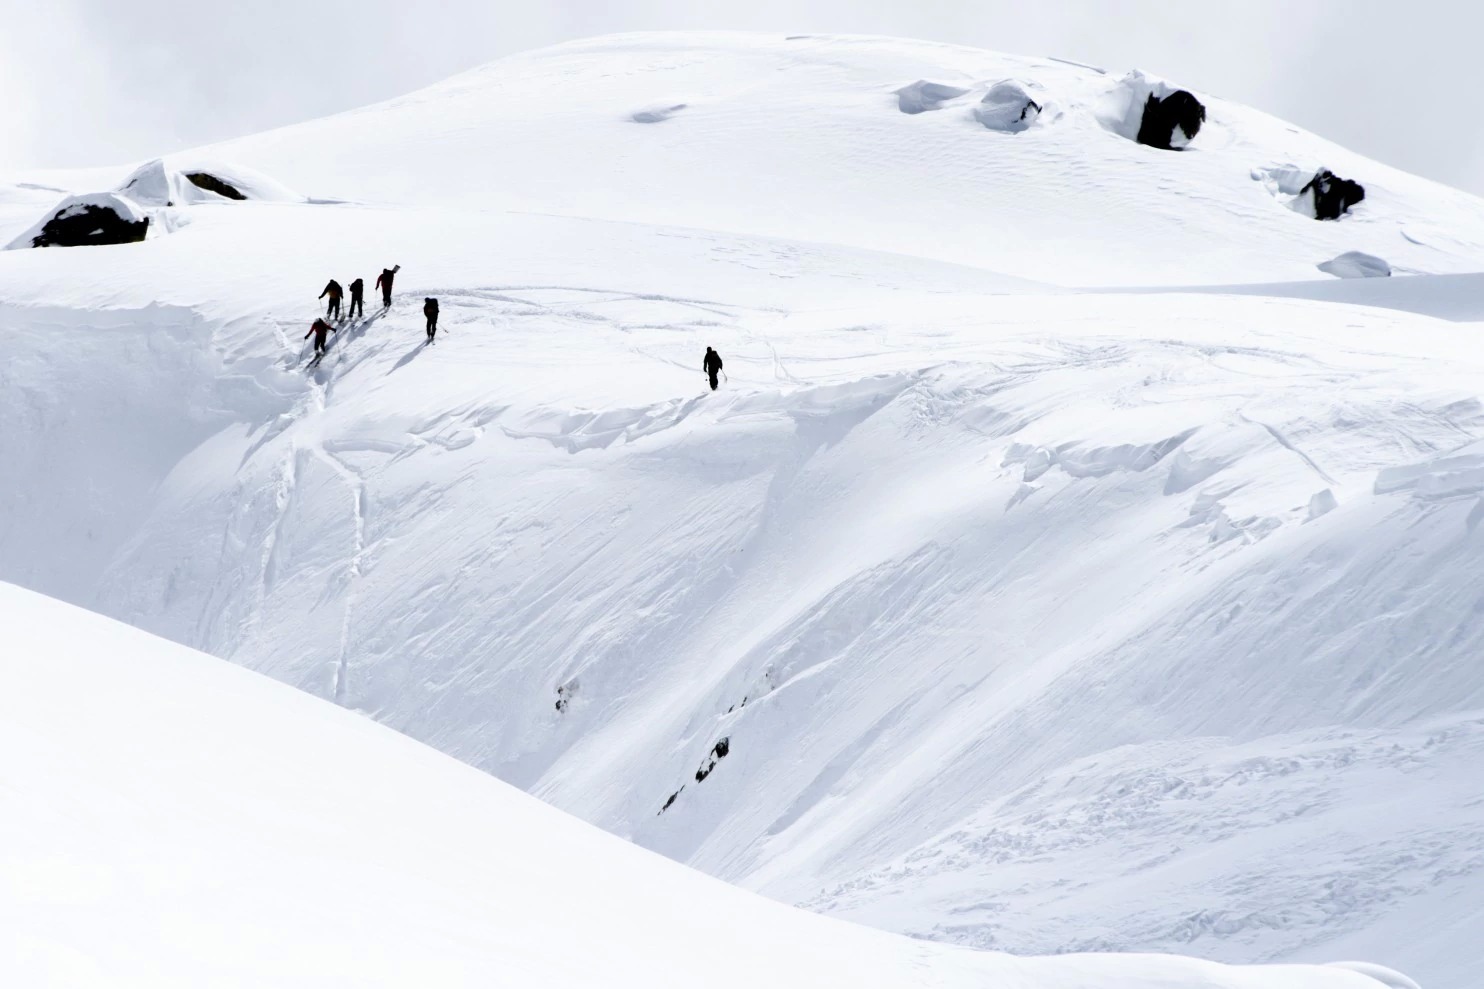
[{"x1": 314, "y1": 446, "x2": 368, "y2": 707}]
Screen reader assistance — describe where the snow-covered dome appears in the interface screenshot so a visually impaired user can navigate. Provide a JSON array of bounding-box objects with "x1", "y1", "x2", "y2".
[{"x1": 974, "y1": 80, "x2": 1042, "y2": 132}]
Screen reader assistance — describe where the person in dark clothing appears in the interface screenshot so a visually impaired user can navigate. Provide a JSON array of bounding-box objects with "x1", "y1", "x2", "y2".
[
  {"x1": 347, "y1": 277, "x2": 365, "y2": 319},
  {"x1": 375, "y1": 265, "x2": 400, "y2": 308},
  {"x1": 305, "y1": 317, "x2": 337, "y2": 357},
  {"x1": 319, "y1": 279, "x2": 343, "y2": 319},
  {"x1": 423, "y1": 297, "x2": 439, "y2": 343},
  {"x1": 703, "y1": 347, "x2": 723, "y2": 391}
]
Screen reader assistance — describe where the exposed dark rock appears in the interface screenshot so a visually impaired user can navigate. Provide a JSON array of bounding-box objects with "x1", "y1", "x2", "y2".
[
  {"x1": 1300, "y1": 169, "x2": 1365, "y2": 220},
  {"x1": 555, "y1": 679, "x2": 579, "y2": 713},
  {"x1": 695, "y1": 736, "x2": 731, "y2": 782},
  {"x1": 23, "y1": 197, "x2": 149, "y2": 248},
  {"x1": 185, "y1": 172, "x2": 247, "y2": 201},
  {"x1": 1135, "y1": 90, "x2": 1205, "y2": 150},
  {"x1": 659, "y1": 736, "x2": 732, "y2": 812}
]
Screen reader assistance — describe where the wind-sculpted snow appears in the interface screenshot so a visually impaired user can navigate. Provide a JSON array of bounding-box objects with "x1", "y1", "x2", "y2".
[
  {"x1": 1318, "y1": 251, "x2": 1391, "y2": 279},
  {"x1": 807, "y1": 715, "x2": 1484, "y2": 975},
  {"x1": 974, "y1": 80, "x2": 1043, "y2": 132},
  {"x1": 2, "y1": 29, "x2": 1484, "y2": 989},
  {"x1": 13, "y1": 582, "x2": 1417, "y2": 989},
  {"x1": 895, "y1": 79, "x2": 971, "y2": 114}
]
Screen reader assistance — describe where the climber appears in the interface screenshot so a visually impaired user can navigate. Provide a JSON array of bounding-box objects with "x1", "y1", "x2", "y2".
[
  {"x1": 305, "y1": 316, "x2": 337, "y2": 357},
  {"x1": 375, "y1": 264, "x2": 400, "y2": 308},
  {"x1": 347, "y1": 277, "x2": 365, "y2": 319},
  {"x1": 319, "y1": 279, "x2": 343, "y2": 319},
  {"x1": 424, "y1": 297, "x2": 439, "y2": 343},
  {"x1": 703, "y1": 347, "x2": 723, "y2": 391}
]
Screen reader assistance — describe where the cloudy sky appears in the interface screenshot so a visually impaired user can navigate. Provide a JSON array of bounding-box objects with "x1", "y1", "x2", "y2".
[{"x1": 3, "y1": 0, "x2": 1481, "y2": 195}]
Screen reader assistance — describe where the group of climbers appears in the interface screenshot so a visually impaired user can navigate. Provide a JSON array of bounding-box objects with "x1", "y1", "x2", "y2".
[
  {"x1": 305, "y1": 265, "x2": 410, "y2": 360},
  {"x1": 304, "y1": 269, "x2": 723, "y2": 387}
]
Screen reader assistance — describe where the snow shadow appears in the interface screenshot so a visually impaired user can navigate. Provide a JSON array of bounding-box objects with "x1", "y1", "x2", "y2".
[
  {"x1": 894, "y1": 80, "x2": 969, "y2": 114},
  {"x1": 631, "y1": 103, "x2": 688, "y2": 123},
  {"x1": 390, "y1": 342, "x2": 427, "y2": 373}
]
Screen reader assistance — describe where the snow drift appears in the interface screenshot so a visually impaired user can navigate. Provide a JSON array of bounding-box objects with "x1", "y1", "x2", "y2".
[
  {"x1": 118, "y1": 156, "x2": 301, "y2": 205},
  {"x1": 1318, "y1": 250, "x2": 1390, "y2": 278},
  {"x1": 116, "y1": 158, "x2": 192, "y2": 206},
  {"x1": 974, "y1": 80, "x2": 1043, "y2": 132},
  {"x1": 895, "y1": 79, "x2": 970, "y2": 113}
]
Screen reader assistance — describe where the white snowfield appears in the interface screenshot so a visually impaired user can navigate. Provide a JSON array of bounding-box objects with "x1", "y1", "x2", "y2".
[
  {"x1": 2, "y1": 30, "x2": 1483, "y2": 988},
  {"x1": 3, "y1": 581, "x2": 1413, "y2": 989}
]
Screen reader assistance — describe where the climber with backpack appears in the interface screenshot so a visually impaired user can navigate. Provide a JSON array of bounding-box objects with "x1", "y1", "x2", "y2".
[
  {"x1": 304, "y1": 317, "x2": 337, "y2": 360},
  {"x1": 375, "y1": 265, "x2": 400, "y2": 308},
  {"x1": 703, "y1": 346, "x2": 724, "y2": 391},
  {"x1": 347, "y1": 277, "x2": 365, "y2": 319},
  {"x1": 319, "y1": 279, "x2": 343, "y2": 320}
]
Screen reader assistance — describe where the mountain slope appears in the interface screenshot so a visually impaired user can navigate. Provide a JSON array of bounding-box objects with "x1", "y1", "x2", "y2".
[
  {"x1": 198, "y1": 32, "x2": 1484, "y2": 285},
  {"x1": 2, "y1": 30, "x2": 1483, "y2": 988},
  {"x1": 0, "y1": 580, "x2": 1405, "y2": 989}
]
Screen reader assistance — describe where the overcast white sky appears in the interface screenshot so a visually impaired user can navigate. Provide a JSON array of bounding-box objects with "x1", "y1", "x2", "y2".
[{"x1": 2, "y1": 0, "x2": 1481, "y2": 195}]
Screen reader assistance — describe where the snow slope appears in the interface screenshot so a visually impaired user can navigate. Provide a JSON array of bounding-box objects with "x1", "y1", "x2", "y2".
[
  {"x1": 4, "y1": 580, "x2": 1413, "y2": 989},
  {"x1": 9, "y1": 34, "x2": 1484, "y2": 285},
  {"x1": 2, "y1": 30, "x2": 1483, "y2": 989},
  {"x1": 201, "y1": 33, "x2": 1484, "y2": 286}
]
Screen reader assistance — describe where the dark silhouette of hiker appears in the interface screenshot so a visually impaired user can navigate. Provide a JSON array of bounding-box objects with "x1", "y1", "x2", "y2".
[
  {"x1": 319, "y1": 279, "x2": 343, "y2": 320},
  {"x1": 423, "y1": 297, "x2": 439, "y2": 343},
  {"x1": 703, "y1": 347, "x2": 723, "y2": 391},
  {"x1": 348, "y1": 277, "x2": 365, "y2": 319},
  {"x1": 375, "y1": 265, "x2": 400, "y2": 308},
  {"x1": 305, "y1": 317, "x2": 337, "y2": 357}
]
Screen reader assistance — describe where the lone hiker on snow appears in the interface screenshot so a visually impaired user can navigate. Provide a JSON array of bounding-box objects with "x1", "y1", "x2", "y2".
[
  {"x1": 347, "y1": 277, "x2": 365, "y2": 319},
  {"x1": 423, "y1": 297, "x2": 439, "y2": 344},
  {"x1": 375, "y1": 265, "x2": 400, "y2": 308},
  {"x1": 703, "y1": 346, "x2": 724, "y2": 391},
  {"x1": 319, "y1": 279, "x2": 343, "y2": 320},
  {"x1": 305, "y1": 317, "x2": 337, "y2": 357}
]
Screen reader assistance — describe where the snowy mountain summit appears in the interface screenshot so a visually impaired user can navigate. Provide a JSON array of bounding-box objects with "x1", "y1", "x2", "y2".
[{"x1": 2, "y1": 31, "x2": 1483, "y2": 988}]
